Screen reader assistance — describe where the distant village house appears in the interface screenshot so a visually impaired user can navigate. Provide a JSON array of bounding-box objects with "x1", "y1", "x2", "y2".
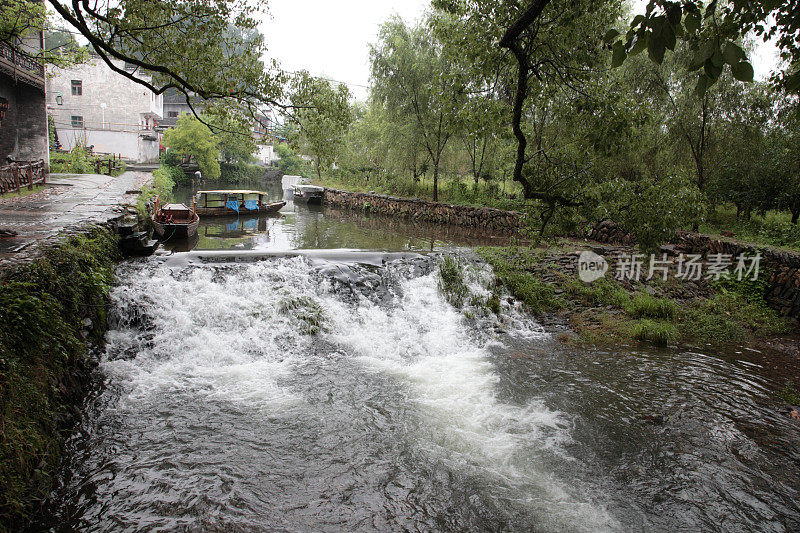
[{"x1": 46, "y1": 57, "x2": 163, "y2": 163}]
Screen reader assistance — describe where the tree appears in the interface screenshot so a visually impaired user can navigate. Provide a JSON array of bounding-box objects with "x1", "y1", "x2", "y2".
[
  {"x1": 435, "y1": 0, "x2": 623, "y2": 234},
  {"x1": 162, "y1": 114, "x2": 221, "y2": 180},
  {"x1": 204, "y1": 104, "x2": 258, "y2": 165},
  {"x1": 2, "y1": 0, "x2": 287, "y2": 117},
  {"x1": 370, "y1": 17, "x2": 467, "y2": 201},
  {"x1": 610, "y1": 1, "x2": 800, "y2": 94},
  {"x1": 289, "y1": 73, "x2": 352, "y2": 180}
]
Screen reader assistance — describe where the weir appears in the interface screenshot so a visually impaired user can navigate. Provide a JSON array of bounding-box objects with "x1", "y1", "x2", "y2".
[{"x1": 34, "y1": 195, "x2": 800, "y2": 531}]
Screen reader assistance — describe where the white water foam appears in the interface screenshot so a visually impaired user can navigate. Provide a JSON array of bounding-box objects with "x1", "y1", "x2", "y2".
[
  {"x1": 104, "y1": 255, "x2": 618, "y2": 531},
  {"x1": 323, "y1": 263, "x2": 619, "y2": 532}
]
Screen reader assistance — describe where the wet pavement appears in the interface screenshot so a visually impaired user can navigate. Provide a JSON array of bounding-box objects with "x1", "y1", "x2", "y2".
[{"x1": 0, "y1": 171, "x2": 149, "y2": 259}]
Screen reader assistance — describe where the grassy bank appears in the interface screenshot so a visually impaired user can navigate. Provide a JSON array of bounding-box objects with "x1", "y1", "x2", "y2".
[
  {"x1": 0, "y1": 227, "x2": 119, "y2": 528},
  {"x1": 471, "y1": 245, "x2": 792, "y2": 347}
]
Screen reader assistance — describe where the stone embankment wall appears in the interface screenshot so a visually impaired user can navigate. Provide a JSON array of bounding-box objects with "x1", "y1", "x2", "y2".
[
  {"x1": 323, "y1": 189, "x2": 524, "y2": 234},
  {"x1": 590, "y1": 220, "x2": 800, "y2": 319}
]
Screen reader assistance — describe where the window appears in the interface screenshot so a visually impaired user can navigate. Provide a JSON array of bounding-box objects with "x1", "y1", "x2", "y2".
[
  {"x1": 167, "y1": 111, "x2": 179, "y2": 118},
  {"x1": 71, "y1": 115, "x2": 84, "y2": 128},
  {"x1": 70, "y1": 80, "x2": 82, "y2": 96}
]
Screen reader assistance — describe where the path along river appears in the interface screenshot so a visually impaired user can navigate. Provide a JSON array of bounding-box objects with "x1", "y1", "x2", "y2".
[{"x1": 38, "y1": 179, "x2": 800, "y2": 531}]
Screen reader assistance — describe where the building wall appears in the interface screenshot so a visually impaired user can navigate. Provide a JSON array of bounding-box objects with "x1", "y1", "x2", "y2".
[
  {"x1": 0, "y1": 21, "x2": 48, "y2": 166},
  {"x1": 46, "y1": 58, "x2": 162, "y2": 162},
  {"x1": 0, "y1": 78, "x2": 48, "y2": 164}
]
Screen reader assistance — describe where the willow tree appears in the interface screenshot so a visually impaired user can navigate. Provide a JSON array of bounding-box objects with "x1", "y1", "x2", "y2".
[
  {"x1": 370, "y1": 17, "x2": 467, "y2": 202},
  {"x1": 289, "y1": 73, "x2": 352, "y2": 180},
  {"x1": 434, "y1": 0, "x2": 623, "y2": 233}
]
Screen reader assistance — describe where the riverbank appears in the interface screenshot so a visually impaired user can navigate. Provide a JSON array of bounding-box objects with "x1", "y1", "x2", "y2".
[
  {"x1": 462, "y1": 243, "x2": 800, "y2": 397},
  {"x1": 0, "y1": 225, "x2": 119, "y2": 528}
]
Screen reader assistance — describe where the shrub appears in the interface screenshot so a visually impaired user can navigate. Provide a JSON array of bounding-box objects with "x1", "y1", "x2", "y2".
[
  {"x1": 630, "y1": 319, "x2": 678, "y2": 345},
  {"x1": 438, "y1": 256, "x2": 469, "y2": 307},
  {"x1": 626, "y1": 292, "x2": 676, "y2": 319},
  {"x1": 220, "y1": 162, "x2": 265, "y2": 183}
]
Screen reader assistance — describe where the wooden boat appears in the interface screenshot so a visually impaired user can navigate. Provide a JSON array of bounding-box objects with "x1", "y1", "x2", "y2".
[
  {"x1": 152, "y1": 199, "x2": 200, "y2": 239},
  {"x1": 293, "y1": 184, "x2": 324, "y2": 205},
  {"x1": 195, "y1": 190, "x2": 286, "y2": 216}
]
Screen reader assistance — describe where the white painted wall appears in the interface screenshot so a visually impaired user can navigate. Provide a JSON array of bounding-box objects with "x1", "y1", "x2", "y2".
[{"x1": 46, "y1": 57, "x2": 163, "y2": 162}]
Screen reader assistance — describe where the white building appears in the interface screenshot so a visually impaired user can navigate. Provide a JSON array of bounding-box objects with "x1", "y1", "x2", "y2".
[{"x1": 46, "y1": 58, "x2": 163, "y2": 162}]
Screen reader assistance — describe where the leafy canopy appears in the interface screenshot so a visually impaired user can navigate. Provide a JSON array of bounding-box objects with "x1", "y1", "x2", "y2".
[{"x1": 161, "y1": 114, "x2": 221, "y2": 180}]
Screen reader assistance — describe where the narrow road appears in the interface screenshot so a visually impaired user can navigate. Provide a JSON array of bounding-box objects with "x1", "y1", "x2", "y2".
[{"x1": 0, "y1": 171, "x2": 149, "y2": 259}]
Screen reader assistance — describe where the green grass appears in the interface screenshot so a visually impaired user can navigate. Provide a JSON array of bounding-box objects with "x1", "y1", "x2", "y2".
[
  {"x1": 438, "y1": 256, "x2": 470, "y2": 307},
  {"x1": 475, "y1": 246, "x2": 565, "y2": 315},
  {"x1": 678, "y1": 292, "x2": 790, "y2": 343},
  {"x1": 625, "y1": 292, "x2": 677, "y2": 319},
  {"x1": 0, "y1": 185, "x2": 45, "y2": 199},
  {"x1": 629, "y1": 319, "x2": 679, "y2": 345},
  {"x1": 701, "y1": 204, "x2": 800, "y2": 251},
  {"x1": 477, "y1": 245, "x2": 793, "y2": 347}
]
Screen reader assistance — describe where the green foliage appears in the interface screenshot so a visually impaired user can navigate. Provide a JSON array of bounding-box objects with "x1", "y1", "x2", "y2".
[
  {"x1": 626, "y1": 292, "x2": 677, "y2": 319},
  {"x1": 475, "y1": 247, "x2": 564, "y2": 315},
  {"x1": 289, "y1": 73, "x2": 353, "y2": 180},
  {"x1": 162, "y1": 114, "x2": 221, "y2": 181},
  {"x1": 137, "y1": 164, "x2": 178, "y2": 220},
  {"x1": 50, "y1": 146, "x2": 126, "y2": 177},
  {"x1": 219, "y1": 162, "x2": 264, "y2": 183},
  {"x1": 438, "y1": 256, "x2": 470, "y2": 307},
  {"x1": 49, "y1": 145, "x2": 91, "y2": 174},
  {"x1": 274, "y1": 143, "x2": 311, "y2": 178},
  {"x1": 277, "y1": 297, "x2": 327, "y2": 335},
  {"x1": 204, "y1": 104, "x2": 259, "y2": 165},
  {"x1": 613, "y1": 1, "x2": 800, "y2": 93},
  {"x1": 679, "y1": 292, "x2": 790, "y2": 343},
  {"x1": 0, "y1": 228, "x2": 118, "y2": 526},
  {"x1": 629, "y1": 319, "x2": 678, "y2": 345}
]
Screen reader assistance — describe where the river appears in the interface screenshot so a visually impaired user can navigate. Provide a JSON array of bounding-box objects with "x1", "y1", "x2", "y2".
[{"x1": 38, "y1": 178, "x2": 800, "y2": 531}]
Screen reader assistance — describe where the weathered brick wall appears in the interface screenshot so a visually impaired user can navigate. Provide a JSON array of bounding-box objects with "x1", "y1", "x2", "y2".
[
  {"x1": 590, "y1": 220, "x2": 800, "y2": 319},
  {"x1": 323, "y1": 188, "x2": 524, "y2": 234},
  {"x1": 0, "y1": 75, "x2": 48, "y2": 166}
]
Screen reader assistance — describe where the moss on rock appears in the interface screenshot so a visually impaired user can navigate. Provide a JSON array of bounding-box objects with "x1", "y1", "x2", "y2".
[{"x1": 0, "y1": 226, "x2": 119, "y2": 528}]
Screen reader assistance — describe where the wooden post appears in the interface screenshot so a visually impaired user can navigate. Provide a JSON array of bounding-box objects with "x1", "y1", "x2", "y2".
[
  {"x1": 27, "y1": 165, "x2": 33, "y2": 189},
  {"x1": 13, "y1": 166, "x2": 20, "y2": 192}
]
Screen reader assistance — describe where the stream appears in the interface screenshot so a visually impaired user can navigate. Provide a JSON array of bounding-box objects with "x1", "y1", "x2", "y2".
[{"x1": 38, "y1": 178, "x2": 800, "y2": 531}]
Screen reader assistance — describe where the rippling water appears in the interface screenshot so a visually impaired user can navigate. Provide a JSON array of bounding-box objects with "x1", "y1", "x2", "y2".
[{"x1": 37, "y1": 194, "x2": 800, "y2": 531}]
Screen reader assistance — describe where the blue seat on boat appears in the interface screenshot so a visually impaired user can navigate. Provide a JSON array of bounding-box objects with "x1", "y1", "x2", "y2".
[
  {"x1": 244, "y1": 200, "x2": 259, "y2": 211},
  {"x1": 226, "y1": 198, "x2": 240, "y2": 213}
]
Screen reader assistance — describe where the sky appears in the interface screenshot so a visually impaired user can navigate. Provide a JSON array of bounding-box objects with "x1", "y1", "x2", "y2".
[
  {"x1": 259, "y1": 0, "x2": 430, "y2": 101},
  {"x1": 259, "y1": 0, "x2": 780, "y2": 102}
]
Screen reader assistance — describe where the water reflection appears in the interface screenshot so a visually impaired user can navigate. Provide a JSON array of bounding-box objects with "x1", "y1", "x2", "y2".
[{"x1": 165, "y1": 178, "x2": 519, "y2": 253}]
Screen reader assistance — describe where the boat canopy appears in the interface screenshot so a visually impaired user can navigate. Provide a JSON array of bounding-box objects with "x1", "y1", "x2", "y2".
[
  {"x1": 161, "y1": 203, "x2": 191, "y2": 211},
  {"x1": 198, "y1": 190, "x2": 267, "y2": 195}
]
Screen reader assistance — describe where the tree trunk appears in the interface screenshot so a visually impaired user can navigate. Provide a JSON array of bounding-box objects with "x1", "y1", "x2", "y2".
[
  {"x1": 792, "y1": 209, "x2": 799, "y2": 225},
  {"x1": 432, "y1": 161, "x2": 439, "y2": 202}
]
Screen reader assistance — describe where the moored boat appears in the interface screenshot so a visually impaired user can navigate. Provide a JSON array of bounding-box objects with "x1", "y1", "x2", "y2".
[
  {"x1": 195, "y1": 190, "x2": 286, "y2": 216},
  {"x1": 293, "y1": 184, "x2": 324, "y2": 205},
  {"x1": 152, "y1": 200, "x2": 200, "y2": 239}
]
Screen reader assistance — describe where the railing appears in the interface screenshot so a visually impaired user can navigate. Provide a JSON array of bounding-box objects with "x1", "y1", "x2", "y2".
[
  {"x1": 0, "y1": 41, "x2": 45, "y2": 84},
  {"x1": 0, "y1": 160, "x2": 47, "y2": 195}
]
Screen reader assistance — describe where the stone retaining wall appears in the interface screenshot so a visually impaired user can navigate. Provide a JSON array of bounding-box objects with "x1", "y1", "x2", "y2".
[
  {"x1": 590, "y1": 220, "x2": 800, "y2": 319},
  {"x1": 323, "y1": 188, "x2": 524, "y2": 234}
]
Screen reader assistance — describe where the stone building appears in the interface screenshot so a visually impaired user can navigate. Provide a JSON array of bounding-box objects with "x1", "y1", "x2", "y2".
[
  {"x1": 46, "y1": 57, "x2": 163, "y2": 162},
  {"x1": 0, "y1": 19, "x2": 48, "y2": 165}
]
